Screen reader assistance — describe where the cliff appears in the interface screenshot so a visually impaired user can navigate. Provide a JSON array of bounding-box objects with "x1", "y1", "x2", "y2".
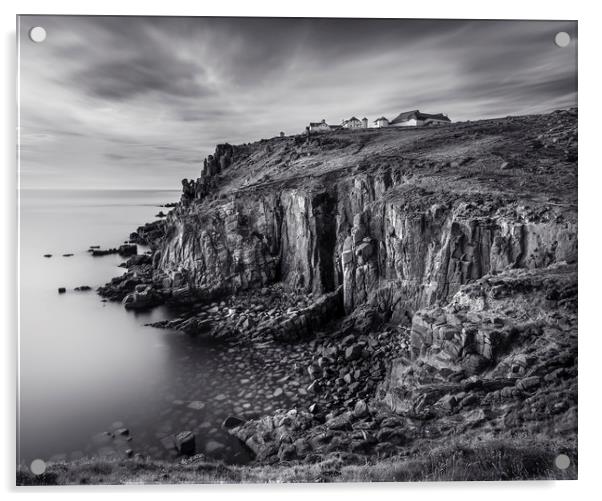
[
  {"x1": 154, "y1": 109, "x2": 577, "y2": 319},
  {"x1": 97, "y1": 108, "x2": 577, "y2": 479}
]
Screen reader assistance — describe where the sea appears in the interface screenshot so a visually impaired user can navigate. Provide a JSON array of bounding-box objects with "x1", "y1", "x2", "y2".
[{"x1": 18, "y1": 188, "x2": 256, "y2": 465}]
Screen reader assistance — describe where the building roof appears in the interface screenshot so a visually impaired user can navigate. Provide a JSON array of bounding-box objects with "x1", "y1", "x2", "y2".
[
  {"x1": 390, "y1": 110, "x2": 450, "y2": 124},
  {"x1": 373, "y1": 116, "x2": 389, "y2": 123},
  {"x1": 343, "y1": 116, "x2": 361, "y2": 123},
  {"x1": 309, "y1": 121, "x2": 328, "y2": 127}
]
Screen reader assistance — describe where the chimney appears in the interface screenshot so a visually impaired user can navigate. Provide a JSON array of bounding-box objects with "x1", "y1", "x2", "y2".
[{"x1": 362, "y1": 117, "x2": 368, "y2": 128}]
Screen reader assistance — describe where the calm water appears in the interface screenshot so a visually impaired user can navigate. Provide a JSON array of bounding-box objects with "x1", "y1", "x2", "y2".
[
  {"x1": 19, "y1": 189, "x2": 310, "y2": 466},
  {"x1": 18, "y1": 189, "x2": 253, "y2": 465}
]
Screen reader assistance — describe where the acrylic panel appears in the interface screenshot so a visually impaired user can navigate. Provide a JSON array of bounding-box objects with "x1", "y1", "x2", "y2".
[{"x1": 16, "y1": 16, "x2": 578, "y2": 485}]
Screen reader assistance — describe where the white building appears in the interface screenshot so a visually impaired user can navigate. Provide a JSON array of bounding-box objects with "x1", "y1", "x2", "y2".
[
  {"x1": 342, "y1": 116, "x2": 365, "y2": 129},
  {"x1": 373, "y1": 116, "x2": 390, "y2": 128},
  {"x1": 389, "y1": 110, "x2": 451, "y2": 127},
  {"x1": 309, "y1": 119, "x2": 331, "y2": 132}
]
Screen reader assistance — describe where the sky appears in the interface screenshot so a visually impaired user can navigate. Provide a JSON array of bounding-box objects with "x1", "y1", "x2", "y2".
[{"x1": 18, "y1": 16, "x2": 577, "y2": 190}]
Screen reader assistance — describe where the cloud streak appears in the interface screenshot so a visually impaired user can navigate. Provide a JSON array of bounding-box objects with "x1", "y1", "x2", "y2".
[{"x1": 18, "y1": 16, "x2": 577, "y2": 189}]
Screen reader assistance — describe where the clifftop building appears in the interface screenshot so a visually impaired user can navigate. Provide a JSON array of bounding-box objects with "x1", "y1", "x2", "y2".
[
  {"x1": 341, "y1": 116, "x2": 365, "y2": 129},
  {"x1": 373, "y1": 116, "x2": 390, "y2": 128},
  {"x1": 308, "y1": 119, "x2": 331, "y2": 132},
  {"x1": 308, "y1": 110, "x2": 451, "y2": 133},
  {"x1": 389, "y1": 110, "x2": 451, "y2": 127}
]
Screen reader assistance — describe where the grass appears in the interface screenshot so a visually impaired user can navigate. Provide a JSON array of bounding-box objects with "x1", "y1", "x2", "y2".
[{"x1": 17, "y1": 437, "x2": 576, "y2": 485}]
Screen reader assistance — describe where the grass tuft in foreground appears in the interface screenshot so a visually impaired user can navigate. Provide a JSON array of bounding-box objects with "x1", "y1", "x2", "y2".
[{"x1": 17, "y1": 438, "x2": 576, "y2": 485}]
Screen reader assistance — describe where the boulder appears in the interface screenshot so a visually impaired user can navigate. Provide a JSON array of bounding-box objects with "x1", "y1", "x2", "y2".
[
  {"x1": 222, "y1": 416, "x2": 245, "y2": 430},
  {"x1": 175, "y1": 431, "x2": 196, "y2": 456},
  {"x1": 345, "y1": 343, "x2": 364, "y2": 361},
  {"x1": 353, "y1": 399, "x2": 369, "y2": 418}
]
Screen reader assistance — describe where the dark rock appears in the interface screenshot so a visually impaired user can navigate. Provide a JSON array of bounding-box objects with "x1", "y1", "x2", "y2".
[
  {"x1": 122, "y1": 287, "x2": 162, "y2": 311},
  {"x1": 222, "y1": 416, "x2": 245, "y2": 430},
  {"x1": 326, "y1": 413, "x2": 352, "y2": 430},
  {"x1": 91, "y1": 248, "x2": 118, "y2": 256},
  {"x1": 345, "y1": 343, "x2": 364, "y2": 361},
  {"x1": 57, "y1": 287, "x2": 66, "y2": 294},
  {"x1": 118, "y1": 244, "x2": 137, "y2": 257},
  {"x1": 175, "y1": 431, "x2": 196, "y2": 456}
]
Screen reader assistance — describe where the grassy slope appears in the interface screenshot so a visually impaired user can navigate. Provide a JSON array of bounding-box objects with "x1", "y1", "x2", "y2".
[
  {"x1": 18, "y1": 437, "x2": 576, "y2": 485},
  {"x1": 211, "y1": 111, "x2": 577, "y2": 212}
]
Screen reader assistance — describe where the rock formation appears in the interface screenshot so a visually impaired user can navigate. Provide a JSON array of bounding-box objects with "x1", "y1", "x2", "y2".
[{"x1": 100, "y1": 109, "x2": 578, "y2": 477}]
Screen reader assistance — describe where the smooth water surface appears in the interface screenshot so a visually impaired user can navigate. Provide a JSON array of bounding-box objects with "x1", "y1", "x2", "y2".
[{"x1": 19, "y1": 189, "x2": 181, "y2": 463}]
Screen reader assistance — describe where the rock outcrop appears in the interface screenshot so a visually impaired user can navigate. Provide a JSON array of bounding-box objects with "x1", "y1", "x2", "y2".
[
  {"x1": 149, "y1": 109, "x2": 577, "y2": 326},
  {"x1": 99, "y1": 109, "x2": 577, "y2": 475}
]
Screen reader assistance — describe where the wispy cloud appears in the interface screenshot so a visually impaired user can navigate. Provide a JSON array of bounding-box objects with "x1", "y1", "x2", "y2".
[{"x1": 18, "y1": 16, "x2": 577, "y2": 189}]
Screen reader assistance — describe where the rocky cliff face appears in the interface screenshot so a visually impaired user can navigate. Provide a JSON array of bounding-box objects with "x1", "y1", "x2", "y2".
[
  {"x1": 108, "y1": 109, "x2": 576, "y2": 471},
  {"x1": 154, "y1": 109, "x2": 577, "y2": 325}
]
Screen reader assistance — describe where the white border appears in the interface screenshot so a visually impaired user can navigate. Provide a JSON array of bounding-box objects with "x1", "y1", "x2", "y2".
[{"x1": 2, "y1": 1, "x2": 599, "y2": 499}]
